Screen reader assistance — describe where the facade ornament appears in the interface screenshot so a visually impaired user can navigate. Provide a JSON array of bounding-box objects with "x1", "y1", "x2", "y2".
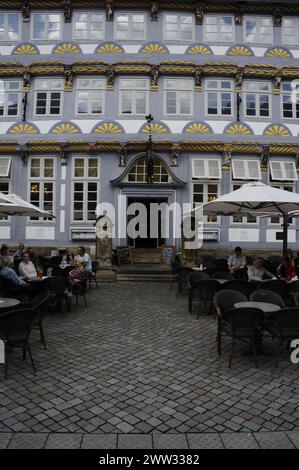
[
  {"x1": 195, "y1": 2, "x2": 205, "y2": 25},
  {"x1": 106, "y1": 1, "x2": 114, "y2": 22},
  {"x1": 274, "y1": 7, "x2": 283, "y2": 27},
  {"x1": 150, "y1": 2, "x2": 159, "y2": 21},
  {"x1": 234, "y1": 4, "x2": 244, "y2": 25},
  {"x1": 88, "y1": 143, "x2": 98, "y2": 153},
  {"x1": 150, "y1": 64, "x2": 159, "y2": 90},
  {"x1": 60, "y1": 143, "x2": 69, "y2": 166},
  {"x1": 106, "y1": 65, "x2": 115, "y2": 90},
  {"x1": 64, "y1": 65, "x2": 73, "y2": 91},
  {"x1": 118, "y1": 144, "x2": 127, "y2": 167},
  {"x1": 63, "y1": 0, "x2": 72, "y2": 23},
  {"x1": 194, "y1": 65, "x2": 204, "y2": 91},
  {"x1": 21, "y1": 1, "x2": 30, "y2": 22},
  {"x1": 19, "y1": 144, "x2": 29, "y2": 165},
  {"x1": 223, "y1": 144, "x2": 232, "y2": 168},
  {"x1": 274, "y1": 71, "x2": 282, "y2": 95},
  {"x1": 170, "y1": 143, "x2": 180, "y2": 167},
  {"x1": 261, "y1": 145, "x2": 270, "y2": 168},
  {"x1": 235, "y1": 66, "x2": 244, "y2": 91}
]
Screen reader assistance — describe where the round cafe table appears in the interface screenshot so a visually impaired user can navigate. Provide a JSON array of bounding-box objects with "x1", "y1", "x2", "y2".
[
  {"x1": 0, "y1": 298, "x2": 20, "y2": 310},
  {"x1": 234, "y1": 301, "x2": 280, "y2": 313}
]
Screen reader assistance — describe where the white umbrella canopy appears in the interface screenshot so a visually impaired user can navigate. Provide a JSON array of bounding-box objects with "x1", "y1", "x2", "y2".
[
  {"x1": 0, "y1": 193, "x2": 55, "y2": 218},
  {"x1": 199, "y1": 182, "x2": 299, "y2": 256}
]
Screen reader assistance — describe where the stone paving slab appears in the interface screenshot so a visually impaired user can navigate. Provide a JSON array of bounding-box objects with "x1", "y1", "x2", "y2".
[
  {"x1": 254, "y1": 432, "x2": 295, "y2": 449},
  {"x1": 81, "y1": 434, "x2": 118, "y2": 449},
  {"x1": 220, "y1": 432, "x2": 259, "y2": 449},
  {"x1": 8, "y1": 433, "x2": 48, "y2": 449},
  {"x1": 187, "y1": 433, "x2": 224, "y2": 449},
  {"x1": 153, "y1": 434, "x2": 189, "y2": 449},
  {"x1": 0, "y1": 282, "x2": 299, "y2": 435},
  {"x1": 0, "y1": 433, "x2": 13, "y2": 449},
  {"x1": 45, "y1": 433, "x2": 83, "y2": 449},
  {"x1": 118, "y1": 434, "x2": 153, "y2": 449}
]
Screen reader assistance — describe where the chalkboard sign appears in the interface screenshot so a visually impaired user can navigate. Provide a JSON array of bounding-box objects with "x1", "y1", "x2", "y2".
[
  {"x1": 161, "y1": 245, "x2": 176, "y2": 265},
  {"x1": 116, "y1": 246, "x2": 133, "y2": 265}
]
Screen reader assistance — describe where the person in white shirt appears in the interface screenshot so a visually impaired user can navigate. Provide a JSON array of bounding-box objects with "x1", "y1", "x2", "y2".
[
  {"x1": 247, "y1": 257, "x2": 276, "y2": 282},
  {"x1": 18, "y1": 252, "x2": 38, "y2": 280},
  {"x1": 75, "y1": 246, "x2": 92, "y2": 272},
  {"x1": 228, "y1": 247, "x2": 247, "y2": 274}
]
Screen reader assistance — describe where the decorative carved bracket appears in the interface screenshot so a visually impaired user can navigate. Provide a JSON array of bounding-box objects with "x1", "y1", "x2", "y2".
[
  {"x1": 195, "y1": 2, "x2": 205, "y2": 25},
  {"x1": 64, "y1": 64, "x2": 73, "y2": 91},
  {"x1": 60, "y1": 143, "x2": 69, "y2": 166},
  {"x1": 194, "y1": 65, "x2": 204, "y2": 91},
  {"x1": 170, "y1": 143, "x2": 180, "y2": 167},
  {"x1": 88, "y1": 143, "x2": 98, "y2": 154},
  {"x1": 234, "y1": 4, "x2": 244, "y2": 25},
  {"x1": 18, "y1": 144, "x2": 29, "y2": 165},
  {"x1": 274, "y1": 71, "x2": 282, "y2": 95},
  {"x1": 22, "y1": 66, "x2": 31, "y2": 92},
  {"x1": 235, "y1": 66, "x2": 244, "y2": 92},
  {"x1": 106, "y1": 1, "x2": 114, "y2": 21},
  {"x1": 274, "y1": 7, "x2": 283, "y2": 27},
  {"x1": 22, "y1": 0, "x2": 30, "y2": 22},
  {"x1": 222, "y1": 144, "x2": 233, "y2": 169},
  {"x1": 261, "y1": 145, "x2": 270, "y2": 169},
  {"x1": 118, "y1": 144, "x2": 127, "y2": 167},
  {"x1": 150, "y1": 2, "x2": 159, "y2": 21},
  {"x1": 63, "y1": 0, "x2": 72, "y2": 23},
  {"x1": 106, "y1": 65, "x2": 115, "y2": 90},
  {"x1": 150, "y1": 64, "x2": 159, "y2": 90}
]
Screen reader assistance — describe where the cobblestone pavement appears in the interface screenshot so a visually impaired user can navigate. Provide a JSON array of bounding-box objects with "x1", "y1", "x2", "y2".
[{"x1": 0, "y1": 282, "x2": 299, "y2": 437}]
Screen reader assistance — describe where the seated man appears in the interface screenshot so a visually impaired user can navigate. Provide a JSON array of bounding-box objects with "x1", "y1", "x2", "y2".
[
  {"x1": 247, "y1": 257, "x2": 276, "y2": 282},
  {"x1": 0, "y1": 256, "x2": 27, "y2": 288},
  {"x1": 18, "y1": 252, "x2": 37, "y2": 280},
  {"x1": 227, "y1": 246, "x2": 247, "y2": 278},
  {"x1": 75, "y1": 246, "x2": 92, "y2": 272},
  {"x1": 26, "y1": 246, "x2": 39, "y2": 268},
  {"x1": 13, "y1": 242, "x2": 25, "y2": 262}
]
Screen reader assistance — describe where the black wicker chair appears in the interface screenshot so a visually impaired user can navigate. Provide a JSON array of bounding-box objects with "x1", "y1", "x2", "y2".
[
  {"x1": 170, "y1": 260, "x2": 181, "y2": 291},
  {"x1": 176, "y1": 267, "x2": 193, "y2": 297},
  {"x1": 212, "y1": 271, "x2": 234, "y2": 281},
  {"x1": 263, "y1": 308, "x2": 299, "y2": 367},
  {"x1": 88, "y1": 261, "x2": 98, "y2": 288},
  {"x1": 29, "y1": 291, "x2": 51, "y2": 349},
  {"x1": 190, "y1": 280, "x2": 221, "y2": 317},
  {"x1": 0, "y1": 308, "x2": 37, "y2": 378},
  {"x1": 188, "y1": 272, "x2": 211, "y2": 313},
  {"x1": 250, "y1": 289, "x2": 285, "y2": 308},
  {"x1": 221, "y1": 307, "x2": 263, "y2": 368},
  {"x1": 213, "y1": 290, "x2": 247, "y2": 355},
  {"x1": 259, "y1": 279, "x2": 287, "y2": 298},
  {"x1": 43, "y1": 277, "x2": 71, "y2": 312},
  {"x1": 0, "y1": 276, "x2": 31, "y2": 301},
  {"x1": 72, "y1": 272, "x2": 90, "y2": 308},
  {"x1": 224, "y1": 280, "x2": 251, "y2": 298},
  {"x1": 215, "y1": 259, "x2": 229, "y2": 271}
]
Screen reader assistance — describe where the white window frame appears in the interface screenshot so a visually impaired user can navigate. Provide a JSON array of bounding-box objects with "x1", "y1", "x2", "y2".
[
  {"x1": 0, "y1": 79, "x2": 22, "y2": 118},
  {"x1": 33, "y1": 78, "x2": 64, "y2": 118},
  {"x1": 0, "y1": 174, "x2": 11, "y2": 222},
  {"x1": 269, "y1": 160, "x2": 298, "y2": 182},
  {"x1": 282, "y1": 17, "x2": 299, "y2": 46},
  {"x1": 203, "y1": 14, "x2": 235, "y2": 43},
  {"x1": 191, "y1": 181, "x2": 220, "y2": 224},
  {"x1": 163, "y1": 12, "x2": 195, "y2": 42},
  {"x1": 232, "y1": 159, "x2": 262, "y2": 180},
  {"x1": 268, "y1": 183, "x2": 295, "y2": 225},
  {"x1": 204, "y1": 79, "x2": 234, "y2": 117},
  {"x1": 71, "y1": 157, "x2": 100, "y2": 223},
  {"x1": 0, "y1": 156, "x2": 11, "y2": 177},
  {"x1": 30, "y1": 12, "x2": 63, "y2": 41},
  {"x1": 126, "y1": 157, "x2": 170, "y2": 183},
  {"x1": 243, "y1": 80, "x2": 272, "y2": 119},
  {"x1": 191, "y1": 158, "x2": 222, "y2": 179},
  {"x1": 75, "y1": 77, "x2": 106, "y2": 116},
  {"x1": 243, "y1": 15, "x2": 273, "y2": 44},
  {"x1": 163, "y1": 78, "x2": 194, "y2": 117},
  {"x1": 114, "y1": 12, "x2": 146, "y2": 41},
  {"x1": 119, "y1": 77, "x2": 149, "y2": 116},
  {"x1": 281, "y1": 82, "x2": 299, "y2": 120},
  {"x1": 0, "y1": 11, "x2": 21, "y2": 41},
  {"x1": 27, "y1": 157, "x2": 56, "y2": 222},
  {"x1": 72, "y1": 11, "x2": 105, "y2": 40}
]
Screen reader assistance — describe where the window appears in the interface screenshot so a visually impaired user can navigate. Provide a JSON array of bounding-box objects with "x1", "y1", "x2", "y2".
[
  {"x1": 244, "y1": 16, "x2": 273, "y2": 44},
  {"x1": 243, "y1": 81, "x2": 271, "y2": 118},
  {"x1": 28, "y1": 157, "x2": 55, "y2": 221},
  {"x1": 163, "y1": 13, "x2": 194, "y2": 41},
  {"x1": 73, "y1": 12, "x2": 105, "y2": 40},
  {"x1": 231, "y1": 183, "x2": 257, "y2": 224},
  {"x1": 0, "y1": 80, "x2": 21, "y2": 118},
  {"x1": 192, "y1": 183, "x2": 219, "y2": 223},
  {"x1": 232, "y1": 160, "x2": 261, "y2": 180},
  {"x1": 114, "y1": 13, "x2": 146, "y2": 40},
  {"x1": 76, "y1": 78, "x2": 105, "y2": 116},
  {"x1": 0, "y1": 157, "x2": 11, "y2": 221},
  {"x1": 0, "y1": 12, "x2": 21, "y2": 41},
  {"x1": 31, "y1": 13, "x2": 62, "y2": 40},
  {"x1": 127, "y1": 157, "x2": 170, "y2": 183},
  {"x1": 164, "y1": 78, "x2": 193, "y2": 116},
  {"x1": 282, "y1": 17, "x2": 299, "y2": 45},
  {"x1": 204, "y1": 15, "x2": 234, "y2": 42},
  {"x1": 269, "y1": 160, "x2": 297, "y2": 182},
  {"x1": 269, "y1": 184, "x2": 294, "y2": 224},
  {"x1": 205, "y1": 79, "x2": 234, "y2": 116},
  {"x1": 119, "y1": 78, "x2": 149, "y2": 116},
  {"x1": 192, "y1": 159, "x2": 222, "y2": 179},
  {"x1": 281, "y1": 82, "x2": 299, "y2": 119},
  {"x1": 34, "y1": 79, "x2": 63, "y2": 117},
  {"x1": 72, "y1": 157, "x2": 100, "y2": 222}
]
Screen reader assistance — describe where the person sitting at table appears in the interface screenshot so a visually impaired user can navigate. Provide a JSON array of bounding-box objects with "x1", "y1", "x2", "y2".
[
  {"x1": 0, "y1": 244, "x2": 9, "y2": 265},
  {"x1": 68, "y1": 262, "x2": 87, "y2": 287},
  {"x1": 18, "y1": 252, "x2": 38, "y2": 280},
  {"x1": 0, "y1": 256, "x2": 27, "y2": 287},
  {"x1": 227, "y1": 246, "x2": 247, "y2": 278},
  {"x1": 13, "y1": 242, "x2": 25, "y2": 261},
  {"x1": 277, "y1": 256, "x2": 297, "y2": 283},
  {"x1": 247, "y1": 257, "x2": 276, "y2": 282},
  {"x1": 75, "y1": 246, "x2": 92, "y2": 272},
  {"x1": 62, "y1": 248, "x2": 76, "y2": 265},
  {"x1": 26, "y1": 246, "x2": 39, "y2": 268}
]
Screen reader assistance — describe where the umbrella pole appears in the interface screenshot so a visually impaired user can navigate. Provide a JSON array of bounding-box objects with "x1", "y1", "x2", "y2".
[{"x1": 282, "y1": 214, "x2": 289, "y2": 258}]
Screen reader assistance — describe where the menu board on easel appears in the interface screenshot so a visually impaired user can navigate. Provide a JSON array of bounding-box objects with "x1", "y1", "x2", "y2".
[
  {"x1": 160, "y1": 245, "x2": 176, "y2": 265},
  {"x1": 116, "y1": 246, "x2": 133, "y2": 265}
]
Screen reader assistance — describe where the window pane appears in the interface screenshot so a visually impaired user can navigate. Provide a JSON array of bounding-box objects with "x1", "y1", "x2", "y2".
[{"x1": 33, "y1": 14, "x2": 46, "y2": 39}]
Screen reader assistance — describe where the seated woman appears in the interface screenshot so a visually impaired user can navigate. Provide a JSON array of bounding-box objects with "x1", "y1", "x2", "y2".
[
  {"x1": 277, "y1": 256, "x2": 297, "y2": 283},
  {"x1": 68, "y1": 262, "x2": 87, "y2": 287},
  {"x1": 62, "y1": 248, "x2": 76, "y2": 265},
  {"x1": 18, "y1": 252, "x2": 37, "y2": 280}
]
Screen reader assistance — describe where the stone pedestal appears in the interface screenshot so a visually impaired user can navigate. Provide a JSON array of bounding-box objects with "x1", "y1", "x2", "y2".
[{"x1": 95, "y1": 215, "x2": 113, "y2": 273}]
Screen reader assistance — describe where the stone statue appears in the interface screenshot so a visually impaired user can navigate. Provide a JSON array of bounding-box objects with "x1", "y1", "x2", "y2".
[
  {"x1": 235, "y1": 67, "x2": 244, "y2": 89},
  {"x1": 106, "y1": 65, "x2": 115, "y2": 88},
  {"x1": 274, "y1": 7, "x2": 283, "y2": 27},
  {"x1": 64, "y1": 65, "x2": 73, "y2": 90},
  {"x1": 106, "y1": 1, "x2": 114, "y2": 21},
  {"x1": 119, "y1": 144, "x2": 127, "y2": 167},
  {"x1": 194, "y1": 66, "x2": 203, "y2": 88},
  {"x1": 195, "y1": 3, "x2": 204, "y2": 25},
  {"x1": 96, "y1": 216, "x2": 113, "y2": 267},
  {"x1": 274, "y1": 72, "x2": 282, "y2": 91},
  {"x1": 22, "y1": 0, "x2": 30, "y2": 22},
  {"x1": 23, "y1": 66, "x2": 31, "y2": 90},
  {"x1": 150, "y1": 65, "x2": 159, "y2": 88},
  {"x1": 171, "y1": 144, "x2": 180, "y2": 167},
  {"x1": 63, "y1": 0, "x2": 72, "y2": 23},
  {"x1": 150, "y1": 2, "x2": 159, "y2": 22}
]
